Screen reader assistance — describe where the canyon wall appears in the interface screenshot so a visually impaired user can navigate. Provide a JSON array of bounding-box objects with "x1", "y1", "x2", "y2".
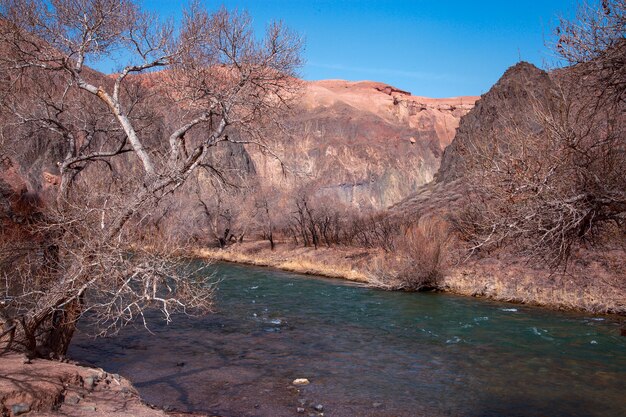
[{"x1": 247, "y1": 80, "x2": 476, "y2": 208}]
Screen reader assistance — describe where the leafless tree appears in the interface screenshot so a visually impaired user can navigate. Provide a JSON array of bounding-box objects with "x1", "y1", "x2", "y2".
[
  {"x1": 253, "y1": 185, "x2": 283, "y2": 250},
  {"x1": 290, "y1": 192, "x2": 312, "y2": 247},
  {"x1": 195, "y1": 172, "x2": 255, "y2": 249},
  {"x1": 316, "y1": 204, "x2": 339, "y2": 248},
  {"x1": 343, "y1": 211, "x2": 398, "y2": 252},
  {"x1": 451, "y1": 0, "x2": 625, "y2": 268},
  {"x1": 0, "y1": 0, "x2": 301, "y2": 357},
  {"x1": 554, "y1": 0, "x2": 625, "y2": 104}
]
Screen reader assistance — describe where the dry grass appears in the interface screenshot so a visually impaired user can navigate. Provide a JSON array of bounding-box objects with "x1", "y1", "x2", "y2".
[
  {"x1": 193, "y1": 241, "x2": 371, "y2": 282},
  {"x1": 443, "y1": 250, "x2": 626, "y2": 314},
  {"x1": 192, "y1": 239, "x2": 626, "y2": 315}
]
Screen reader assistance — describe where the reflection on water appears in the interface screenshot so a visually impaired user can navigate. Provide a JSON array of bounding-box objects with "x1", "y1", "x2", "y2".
[{"x1": 69, "y1": 262, "x2": 626, "y2": 417}]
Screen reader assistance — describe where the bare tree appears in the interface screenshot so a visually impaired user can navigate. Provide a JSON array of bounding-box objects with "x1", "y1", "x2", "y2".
[
  {"x1": 451, "y1": 0, "x2": 625, "y2": 268},
  {"x1": 0, "y1": 0, "x2": 301, "y2": 357},
  {"x1": 253, "y1": 185, "x2": 282, "y2": 250},
  {"x1": 195, "y1": 173, "x2": 255, "y2": 249},
  {"x1": 554, "y1": 0, "x2": 625, "y2": 103},
  {"x1": 290, "y1": 191, "x2": 311, "y2": 247}
]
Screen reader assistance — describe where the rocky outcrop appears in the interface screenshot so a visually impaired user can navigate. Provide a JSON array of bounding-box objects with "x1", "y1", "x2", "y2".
[
  {"x1": 0, "y1": 158, "x2": 42, "y2": 232},
  {"x1": 1, "y1": 18, "x2": 476, "y2": 211},
  {"x1": 2, "y1": 71, "x2": 475, "y2": 213},
  {"x1": 0, "y1": 354, "x2": 179, "y2": 417},
  {"x1": 387, "y1": 61, "x2": 626, "y2": 314},
  {"x1": 392, "y1": 62, "x2": 555, "y2": 215},
  {"x1": 437, "y1": 62, "x2": 555, "y2": 183},
  {"x1": 115, "y1": 73, "x2": 477, "y2": 210},
  {"x1": 249, "y1": 80, "x2": 477, "y2": 208}
]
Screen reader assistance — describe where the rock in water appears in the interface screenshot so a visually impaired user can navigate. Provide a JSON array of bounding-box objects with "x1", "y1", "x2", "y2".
[{"x1": 292, "y1": 378, "x2": 310, "y2": 386}]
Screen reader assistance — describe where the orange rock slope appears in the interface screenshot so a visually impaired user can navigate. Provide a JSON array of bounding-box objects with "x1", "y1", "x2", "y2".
[
  {"x1": 249, "y1": 79, "x2": 478, "y2": 209},
  {"x1": 302, "y1": 80, "x2": 476, "y2": 148}
]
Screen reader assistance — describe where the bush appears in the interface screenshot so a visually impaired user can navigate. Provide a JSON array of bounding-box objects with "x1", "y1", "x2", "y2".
[{"x1": 368, "y1": 217, "x2": 451, "y2": 291}]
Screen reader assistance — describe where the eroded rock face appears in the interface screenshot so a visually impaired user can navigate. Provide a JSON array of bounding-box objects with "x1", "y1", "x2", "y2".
[
  {"x1": 0, "y1": 158, "x2": 42, "y2": 228},
  {"x1": 248, "y1": 80, "x2": 477, "y2": 208},
  {"x1": 0, "y1": 354, "x2": 169, "y2": 417},
  {"x1": 391, "y1": 62, "x2": 559, "y2": 217},
  {"x1": 1, "y1": 23, "x2": 476, "y2": 212},
  {"x1": 1, "y1": 18, "x2": 477, "y2": 212},
  {"x1": 2, "y1": 76, "x2": 475, "y2": 212},
  {"x1": 437, "y1": 62, "x2": 555, "y2": 183}
]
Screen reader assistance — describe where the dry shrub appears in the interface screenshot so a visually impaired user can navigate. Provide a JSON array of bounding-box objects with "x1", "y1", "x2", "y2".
[
  {"x1": 448, "y1": 1, "x2": 626, "y2": 269},
  {"x1": 368, "y1": 216, "x2": 451, "y2": 291}
]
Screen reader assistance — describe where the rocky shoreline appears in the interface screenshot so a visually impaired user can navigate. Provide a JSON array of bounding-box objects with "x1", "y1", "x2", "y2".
[
  {"x1": 194, "y1": 241, "x2": 626, "y2": 316},
  {"x1": 0, "y1": 353, "x2": 335, "y2": 417},
  {"x1": 0, "y1": 354, "x2": 205, "y2": 417}
]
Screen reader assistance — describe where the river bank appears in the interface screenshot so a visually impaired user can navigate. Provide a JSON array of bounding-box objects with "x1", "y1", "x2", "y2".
[
  {"x1": 1, "y1": 348, "x2": 324, "y2": 417},
  {"x1": 3, "y1": 261, "x2": 623, "y2": 417},
  {"x1": 68, "y1": 262, "x2": 626, "y2": 417},
  {"x1": 193, "y1": 241, "x2": 626, "y2": 315},
  {"x1": 0, "y1": 354, "x2": 206, "y2": 417}
]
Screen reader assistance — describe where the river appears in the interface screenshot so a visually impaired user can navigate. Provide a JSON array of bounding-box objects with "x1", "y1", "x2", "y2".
[{"x1": 69, "y1": 262, "x2": 626, "y2": 417}]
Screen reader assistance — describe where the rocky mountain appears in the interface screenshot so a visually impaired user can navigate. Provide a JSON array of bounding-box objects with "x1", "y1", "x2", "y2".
[
  {"x1": 0, "y1": 17, "x2": 477, "y2": 211},
  {"x1": 247, "y1": 80, "x2": 476, "y2": 208},
  {"x1": 2, "y1": 71, "x2": 476, "y2": 213},
  {"x1": 391, "y1": 62, "x2": 558, "y2": 216},
  {"x1": 437, "y1": 62, "x2": 556, "y2": 184}
]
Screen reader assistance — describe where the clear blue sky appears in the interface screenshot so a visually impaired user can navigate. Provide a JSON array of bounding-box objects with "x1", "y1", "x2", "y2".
[{"x1": 135, "y1": 0, "x2": 578, "y2": 98}]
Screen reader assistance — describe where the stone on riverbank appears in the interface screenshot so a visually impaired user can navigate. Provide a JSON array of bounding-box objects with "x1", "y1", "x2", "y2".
[{"x1": 0, "y1": 354, "x2": 175, "y2": 416}]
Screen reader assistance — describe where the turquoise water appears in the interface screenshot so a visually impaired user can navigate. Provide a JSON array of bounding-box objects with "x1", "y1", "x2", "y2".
[{"x1": 69, "y1": 262, "x2": 626, "y2": 417}]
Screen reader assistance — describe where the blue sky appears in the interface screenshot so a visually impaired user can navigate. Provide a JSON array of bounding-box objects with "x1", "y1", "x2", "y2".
[{"x1": 134, "y1": 0, "x2": 578, "y2": 98}]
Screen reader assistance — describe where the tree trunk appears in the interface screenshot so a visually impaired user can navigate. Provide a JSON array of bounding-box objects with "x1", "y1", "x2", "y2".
[{"x1": 40, "y1": 298, "x2": 82, "y2": 357}]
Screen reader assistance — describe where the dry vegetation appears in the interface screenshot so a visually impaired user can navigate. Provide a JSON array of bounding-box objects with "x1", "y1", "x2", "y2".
[
  {"x1": 195, "y1": 241, "x2": 371, "y2": 283},
  {"x1": 0, "y1": 0, "x2": 302, "y2": 357},
  {"x1": 437, "y1": 0, "x2": 625, "y2": 312},
  {"x1": 196, "y1": 1, "x2": 626, "y2": 314},
  {"x1": 1, "y1": 0, "x2": 624, "y2": 367}
]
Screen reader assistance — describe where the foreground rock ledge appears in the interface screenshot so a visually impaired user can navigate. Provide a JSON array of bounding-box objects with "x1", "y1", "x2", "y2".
[{"x1": 0, "y1": 354, "x2": 204, "y2": 417}]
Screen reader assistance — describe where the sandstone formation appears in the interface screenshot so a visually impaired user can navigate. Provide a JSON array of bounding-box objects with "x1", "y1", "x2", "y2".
[
  {"x1": 3, "y1": 73, "x2": 476, "y2": 212},
  {"x1": 389, "y1": 61, "x2": 626, "y2": 314},
  {"x1": 250, "y1": 80, "x2": 477, "y2": 208},
  {"x1": 1, "y1": 17, "x2": 477, "y2": 211},
  {"x1": 393, "y1": 62, "x2": 555, "y2": 215}
]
